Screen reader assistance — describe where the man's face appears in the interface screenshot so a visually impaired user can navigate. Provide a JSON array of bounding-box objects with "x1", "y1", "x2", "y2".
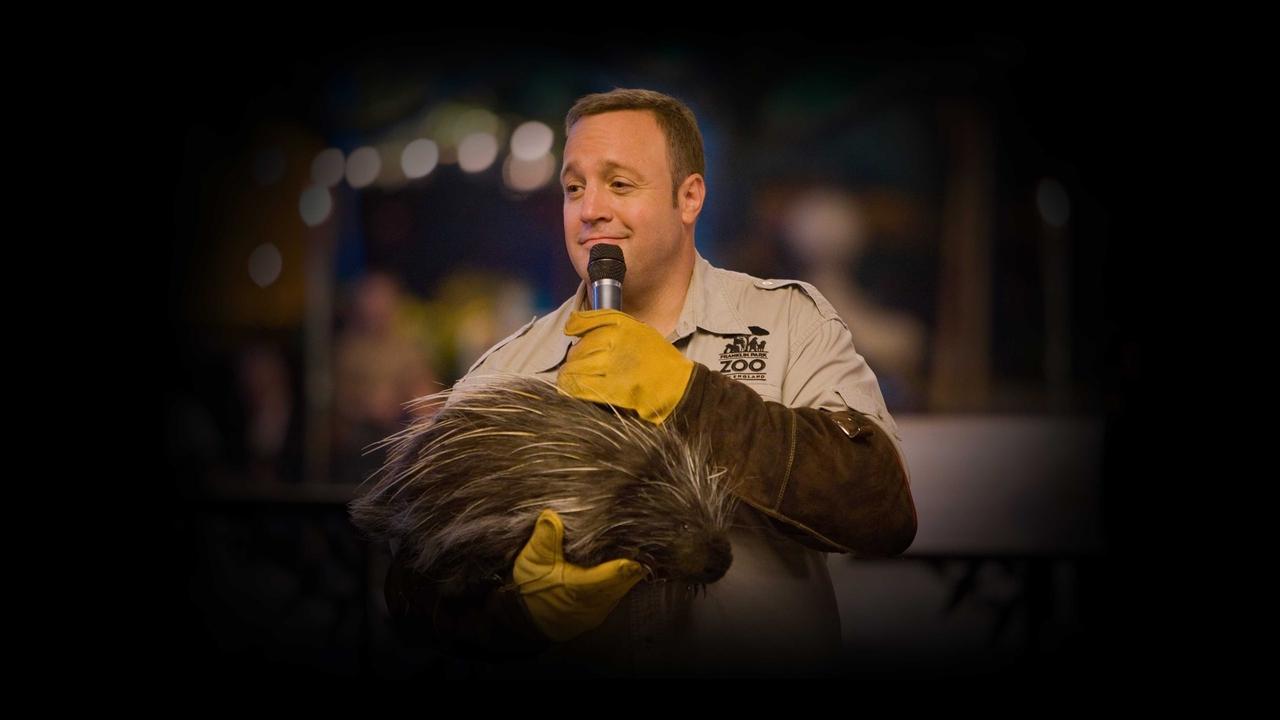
[{"x1": 561, "y1": 110, "x2": 686, "y2": 301}]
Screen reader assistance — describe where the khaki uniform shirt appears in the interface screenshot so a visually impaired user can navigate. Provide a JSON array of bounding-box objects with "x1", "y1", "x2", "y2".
[{"x1": 455, "y1": 248, "x2": 907, "y2": 676}]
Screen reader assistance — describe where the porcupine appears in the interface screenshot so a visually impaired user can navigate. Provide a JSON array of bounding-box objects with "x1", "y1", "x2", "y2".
[{"x1": 348, "y1": 370, "x2": 739, "y2": 599}]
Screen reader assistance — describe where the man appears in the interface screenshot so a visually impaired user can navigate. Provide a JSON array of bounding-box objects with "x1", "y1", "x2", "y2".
[{"x1": 383, "y1": 88, "x2": 917, "y2": 677}]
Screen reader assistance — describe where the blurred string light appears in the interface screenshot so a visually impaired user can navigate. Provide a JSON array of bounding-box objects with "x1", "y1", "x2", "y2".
[
  {"x1": 248, "y1": 242, "x2": 283, "y2": 287},
  {"x1": 454, "y1": 108, "x2": 502, "y2": 142},
  {"x1": 312, "y1": 148, "x2": 346, "y2": 187},
  {"x1": 510, "y1": 121, "x2": 553, "y2": 161},
  {"x1": 401, "y1": 138, "x2": 439, "y2": 179},
  {"x1": 503, "y1": 151, "x2": 556, "y2": 192},
  {"x1": 371, "y1": 142, "x2": 409, "y2": 191},
  {"x1": 458, "y1": 132, "x2": 499, "y2": 173},
  {"x1": 345, "y1": 146, "x2": 382, "y2": 188},
  {"x1": 1037, "y1": 177, "x2": 1070, "y2": 229},
  {"x1": 423, "y1": 103, "x2": 466, "y2": 164},
  {"x1": 425, "y1": 104, "x2": 505, "y2": 164},
  {"x1": 296, "y1": 106, "x2": 554, "y2": 197},
  {"x1": 299, "y1": 185, "x2": 332, "y2": 226},
  {"x1": 252, "y1": 146, "x2": 286, "y2": 186}
]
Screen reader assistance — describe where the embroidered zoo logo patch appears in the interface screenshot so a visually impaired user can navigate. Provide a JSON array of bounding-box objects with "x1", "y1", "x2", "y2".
[{"x1": 719, "y1": 326, "x2": 770, "y2": 382}]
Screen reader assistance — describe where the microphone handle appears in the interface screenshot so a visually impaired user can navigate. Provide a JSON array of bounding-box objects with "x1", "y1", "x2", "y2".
[{"x1": 592, "y1": 279, "x2": 622, "y2": 310}]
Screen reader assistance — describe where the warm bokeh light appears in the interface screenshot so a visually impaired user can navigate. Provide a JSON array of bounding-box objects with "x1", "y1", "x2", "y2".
[
  {"x1": 401, "y1": 138, "x2": 440, "y2": 179},
  {"x1": 1037, "y1": 177, "x2": 1070, "y2": 228},
  {"x1": 510, "y1": 121, "x2": 554, "y2": 161},
  {"x1": 345, "y1": 146, "x2": 382, "y2": 189},
  {"x1": 503, "y1": 151, "x2": 557, "y2": 193},
  {"x1": 311, "y1": 148, "x2": 345, "y2": 188},
  {"x1": 299, "y1": 185, "x2": 333, "y2": 226},
  {"x1": 457, "y1": 132, "x2": 499, "y2": 173},
  {"x1": 248, "y1": 242, "x2": 283, "y2": 287}
]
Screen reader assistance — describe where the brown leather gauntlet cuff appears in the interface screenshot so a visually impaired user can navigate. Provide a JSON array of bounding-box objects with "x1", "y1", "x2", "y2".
[{"x1": 668, "y1": 363, "x2": 918, "y2": 558}]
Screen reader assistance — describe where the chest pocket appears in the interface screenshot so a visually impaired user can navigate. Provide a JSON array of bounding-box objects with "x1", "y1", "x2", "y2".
[
  {"x1": 694, "y1": 332, "x2": 784, "y2": 404},
  {"x1": 746, "y1": 276, "x2": 849, "y2": 406}
]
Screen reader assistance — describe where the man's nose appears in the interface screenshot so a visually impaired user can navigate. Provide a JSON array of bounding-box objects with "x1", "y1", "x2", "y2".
[{"x1": 579, "y1": 183, "x2": 612, "y2": 224}]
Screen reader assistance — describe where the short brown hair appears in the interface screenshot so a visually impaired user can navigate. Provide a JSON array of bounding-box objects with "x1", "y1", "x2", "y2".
[{"x1": 565, "y1": 88, "x2": 705, "y2": 206}]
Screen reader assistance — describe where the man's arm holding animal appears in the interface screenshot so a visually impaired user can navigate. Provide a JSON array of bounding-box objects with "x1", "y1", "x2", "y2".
[
  {"x1": 560, "y1": 309, "x2": 917, "y2": 558},
  {"x1": 669, "y1": 320, "x2": 917, "y2": 557}
]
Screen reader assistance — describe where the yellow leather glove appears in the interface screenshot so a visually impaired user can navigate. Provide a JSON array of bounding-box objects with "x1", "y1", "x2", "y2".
[
  {"x1": 512, "y1": 508, "x2": 646, "y2": 642},
  {"x1": 558, "y1": 309, "x2": 696, "y2": 425}
]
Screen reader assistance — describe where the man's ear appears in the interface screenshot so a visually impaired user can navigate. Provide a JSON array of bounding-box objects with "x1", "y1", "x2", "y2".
[{"x1": 678, "y1": 173, "x2": 705, "y2": 224}]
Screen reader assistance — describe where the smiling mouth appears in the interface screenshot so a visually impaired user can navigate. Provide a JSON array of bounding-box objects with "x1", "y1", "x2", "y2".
[{"x1": 581, "y1": 237, "x2": 624, "y2": 247}]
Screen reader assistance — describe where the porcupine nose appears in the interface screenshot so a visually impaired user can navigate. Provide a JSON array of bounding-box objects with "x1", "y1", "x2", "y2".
[{"x1": 683, "y1": 534, "x2": 733, "y2": 585}]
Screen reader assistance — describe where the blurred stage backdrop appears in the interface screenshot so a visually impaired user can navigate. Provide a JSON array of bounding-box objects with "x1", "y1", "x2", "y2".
[{"x1": 162, "y1": 30, "x2": 1146, "y2": 679}]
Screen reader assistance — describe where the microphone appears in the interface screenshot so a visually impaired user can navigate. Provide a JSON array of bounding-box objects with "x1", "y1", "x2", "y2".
[{"x1": 588, "y1": 243, "x2": 625, "y2": 310}]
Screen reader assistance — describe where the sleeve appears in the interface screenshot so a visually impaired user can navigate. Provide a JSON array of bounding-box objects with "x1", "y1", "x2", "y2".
[
  {"x1": 668, "y1": 317, "x2": 917, "y2": 558},
  {"x1": 383, "y1": 542, "x2": 552, "y2": 662},
  {"x1": 782, "y1": 315, "x2": 910, "y2": 488}
]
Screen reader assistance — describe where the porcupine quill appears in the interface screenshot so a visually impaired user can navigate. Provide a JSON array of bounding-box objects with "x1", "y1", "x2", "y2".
[{"x1": 348, "y1": 371, "x2": 739, "y2": 599}]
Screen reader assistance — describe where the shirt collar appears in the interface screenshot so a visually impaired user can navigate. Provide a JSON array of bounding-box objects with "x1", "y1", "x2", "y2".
[{"x1": 671, "y1": 247, "x2": 753, "y2": 341}]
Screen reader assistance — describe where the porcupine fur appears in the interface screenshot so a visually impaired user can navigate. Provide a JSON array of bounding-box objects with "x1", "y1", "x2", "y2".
[{"x1": 348, "y1": 371, "x2": 739, "y2": 598}]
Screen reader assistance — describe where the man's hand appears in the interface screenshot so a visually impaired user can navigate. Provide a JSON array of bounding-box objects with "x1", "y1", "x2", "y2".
[
  {"x1": 558, "y1": 308, "x2": 695, "y2": 425},
  {"x1": 512, "y1": 509, "x2": 646, "y2": 642}
]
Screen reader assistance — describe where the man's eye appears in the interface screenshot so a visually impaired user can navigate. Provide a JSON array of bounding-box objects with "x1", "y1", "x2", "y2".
[{"x1": 563, "y1": 182, "x2": 628, "y2": 193}]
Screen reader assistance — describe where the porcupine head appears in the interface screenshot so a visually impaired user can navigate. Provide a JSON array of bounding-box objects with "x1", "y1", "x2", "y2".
[{"x1": 349, "y1": 371, "x2": 739, "y2": 597}]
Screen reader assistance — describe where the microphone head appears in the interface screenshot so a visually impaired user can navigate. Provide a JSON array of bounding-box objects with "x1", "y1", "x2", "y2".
[{"x1": 588, "y1": 243, "x2": 626, "y2": 283}]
